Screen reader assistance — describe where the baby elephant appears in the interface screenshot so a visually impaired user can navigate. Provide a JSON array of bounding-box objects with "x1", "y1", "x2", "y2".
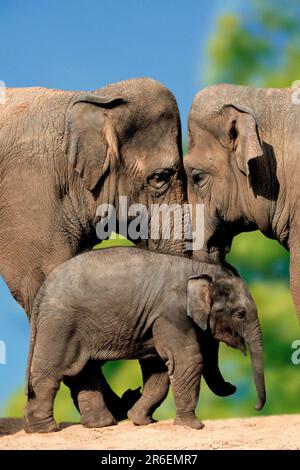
[{"x1": 24, "y1": 247, "x2": 265, "y2": 433}]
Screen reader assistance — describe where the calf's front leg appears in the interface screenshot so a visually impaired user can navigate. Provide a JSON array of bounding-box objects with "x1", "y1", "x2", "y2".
[{"x1": 153, "y1": 318, "x2": 204, "y2": 430}]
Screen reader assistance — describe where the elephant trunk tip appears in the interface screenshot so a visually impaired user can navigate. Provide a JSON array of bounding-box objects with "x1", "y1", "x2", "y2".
[{"x1": 255, "y1": 397, "x2": 266, "y2": 411}]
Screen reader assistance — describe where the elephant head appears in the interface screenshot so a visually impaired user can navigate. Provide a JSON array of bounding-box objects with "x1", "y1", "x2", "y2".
[
  {"x1": 64, "y1": 78, "x2": 188, "y2": 255},
  {"x1": 187, "y1": 272, "x2": 266, "y2": 410},
  {"x1": 184, "y1": 84, "x2": 275, "y2": 261}
]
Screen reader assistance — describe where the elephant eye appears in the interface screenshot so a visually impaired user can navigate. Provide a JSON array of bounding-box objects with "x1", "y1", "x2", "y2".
[
  {"x1": 233, "y1": 308, "x2": 246, "y2": 320},
  {"x1": 191, "y1": 169, "x2": 207, "y2": 185},
  {"x1": 147, "y1": 168, "x2": 174, "y2": 189}
]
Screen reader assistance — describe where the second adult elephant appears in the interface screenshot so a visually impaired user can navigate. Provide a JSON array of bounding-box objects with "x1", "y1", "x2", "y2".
[{"x1": 185, "y1": 83, "x2": 300, "y2": 322}]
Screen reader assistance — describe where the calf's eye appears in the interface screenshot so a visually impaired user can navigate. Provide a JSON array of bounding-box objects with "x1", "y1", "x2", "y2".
[{"x1": 233, "y1": 309, "x2": 246, "y2": 320}]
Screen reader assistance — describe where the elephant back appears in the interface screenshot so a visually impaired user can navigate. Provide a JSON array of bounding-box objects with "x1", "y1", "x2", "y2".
[{"x1": 0, "y1": 87, "x2": 76, "y2": 165}]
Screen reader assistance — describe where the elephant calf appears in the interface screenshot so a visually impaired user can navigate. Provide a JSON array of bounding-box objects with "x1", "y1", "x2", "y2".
[{"x1": 24, "y1": 247, "x2": 265, "y2": 433}]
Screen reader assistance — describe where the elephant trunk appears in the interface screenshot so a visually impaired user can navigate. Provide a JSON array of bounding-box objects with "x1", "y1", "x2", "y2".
[
  {"x1": 247, "y1": 323, "x2": 266, "y2": 411},
  {"x1": 202, "y1": 337, "x2": 236, "y2": 397},
  {"x1": 148, "y1": 233, "x2": 187, "y2": 256},
  {"x1": 148, "y1": 182, "x2": 190, "y2": 256}
]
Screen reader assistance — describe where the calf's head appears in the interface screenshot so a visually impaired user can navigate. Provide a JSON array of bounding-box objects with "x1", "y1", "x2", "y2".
[{"x1": 187, "y1": 273, "x2": 266, "y2": 410}]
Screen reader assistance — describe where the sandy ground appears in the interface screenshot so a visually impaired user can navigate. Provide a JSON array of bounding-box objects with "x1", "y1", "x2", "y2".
[{"x1": 0, "y1": 415, "x2": 299, "y2": 450}]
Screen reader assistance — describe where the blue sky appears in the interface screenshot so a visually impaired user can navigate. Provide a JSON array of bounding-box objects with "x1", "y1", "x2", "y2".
[
  {"x1": 0, "y1": 0, "x2": 241, "y2": 132},
  {"x1": 0, "y1": 0, "x2": 241, "y2": 410}
]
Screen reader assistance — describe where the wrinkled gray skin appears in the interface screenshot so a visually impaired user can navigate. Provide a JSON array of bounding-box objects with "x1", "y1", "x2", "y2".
[
  {"x1": 0, "y1": 78, "x2": 232, "y2": 420},
  {"x1": 185, "y1": 83, "x2": 300, "y2": 322},
  {"x1": 0, "y1": 78, "x2": 187, "y2": 315},
  {"x1": 24, "y1": 247, "x2": 265, "y2": 433}
]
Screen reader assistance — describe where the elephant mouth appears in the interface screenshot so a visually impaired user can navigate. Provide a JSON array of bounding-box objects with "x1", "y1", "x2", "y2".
[
  {"x1": 237, "y1": 339, "x2": 247, "y2": 356},
  {"x1": 220, "y1": 334, "x2": 247, "y2": 356}
]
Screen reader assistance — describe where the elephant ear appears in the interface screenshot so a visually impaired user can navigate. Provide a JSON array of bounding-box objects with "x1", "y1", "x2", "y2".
[
  {"x1": 187, "y1": 274, "x2": 212, "y2": 330},
  {"x1": 223, "y1": 104, "x2": 263, "y2": 176},
  {"x1": 64, "y1": 93, "x2": 124, "y2": 191}
]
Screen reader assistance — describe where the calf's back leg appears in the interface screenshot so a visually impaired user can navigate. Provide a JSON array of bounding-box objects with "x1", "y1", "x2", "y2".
[
  {"x1": 128, "y1": 357, "x2": 169, "y2": 426},
  {"x1": 24, "y1": 318, "x2": 87, "y2": 433},
  {"x1": 64, "y1": 360, "x2": 117, "y2": 428},
  {"x1": 24, "y1": 376, "x2": 60, "y2": 433}
]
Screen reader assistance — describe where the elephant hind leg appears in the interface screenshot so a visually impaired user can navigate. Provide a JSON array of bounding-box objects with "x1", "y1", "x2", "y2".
[
  {"x1": 64, "y1": 360, "x2": 117, "y2": 428},
  {"x1": 24, "y1": 316, "x2": 88, "y2": 432},
  {"x1": 24, "y1": 376, "x2": 60, "y2": 433},
  {"x1": 65, "y1": 360, "x2": 141, "y2": 423},
  {"x1": 128, "y1": 357, "x2": 169, "y2": 426}
]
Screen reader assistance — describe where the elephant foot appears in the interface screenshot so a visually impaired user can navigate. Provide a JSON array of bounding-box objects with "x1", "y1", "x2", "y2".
[
  {"x1": 174, "y1": 414, "x2": 204, "y2": 430},
  {"x1": 24, "y1": 416, "x2": 59, "y2": 434},
  {"x1": 24, "y1": 400, "x2": 59, "y2": 434},
  {"x1": 127, "y1": 407, "x2": 156, "y2": 426},
  {"x1": 77, "y1": 388, "x2": 118, "y2": 428},
  {"x1": 81, "y1": 411, "x2": 117, "y2": 429}
]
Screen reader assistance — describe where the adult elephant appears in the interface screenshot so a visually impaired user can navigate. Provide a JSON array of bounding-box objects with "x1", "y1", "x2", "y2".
[
  {"x1": 0, "y1": 78, "x2": 235, "y2": 418},
  {"x1": 0, "y1": 77, "x2": 189, "y2": 420},
  {"x1": 185, "y1": 83, "x2": 300, "y2": 321},
  {"x1": 0, "y1": 78, "x2": 187, "y2": 315}
]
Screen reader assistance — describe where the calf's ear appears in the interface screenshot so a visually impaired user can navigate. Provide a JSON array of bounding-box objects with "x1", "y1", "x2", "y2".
[{"x1": 187, "y1": 274, "x2": 212, "y2": 330}]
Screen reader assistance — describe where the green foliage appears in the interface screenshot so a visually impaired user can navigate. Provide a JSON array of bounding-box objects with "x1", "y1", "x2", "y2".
[
  {"x1": 93, "y1": 232, "x2": 134, "y2": 250},
  {"x1": 205, "y1": 0, "x2": 300, "y2": 88},
  {"x1": 227, "y1": 231, "x2": 289, "y2": 282},
  {"x1": 206, "y1": 14, "x2": 272, "y2": 86}
]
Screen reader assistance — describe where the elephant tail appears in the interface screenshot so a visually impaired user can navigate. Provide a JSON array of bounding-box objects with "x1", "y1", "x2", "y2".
[{"x1": 25, "y1": 283, "x2": 46, "y2": 397}]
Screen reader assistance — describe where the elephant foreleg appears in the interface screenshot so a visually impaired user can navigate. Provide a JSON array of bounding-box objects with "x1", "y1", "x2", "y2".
[
  {"x1": 128, "y1": 357, "x2": 169, "y2": 425},
  {"x1": 153, "y1": 318, "x2": 204, "y2": 430}
]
